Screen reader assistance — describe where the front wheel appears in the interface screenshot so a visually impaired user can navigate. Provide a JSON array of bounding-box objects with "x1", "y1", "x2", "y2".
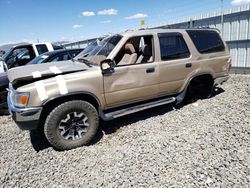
[{"x1": 44, "y1": 100, "x2": 99, "y2": 150}]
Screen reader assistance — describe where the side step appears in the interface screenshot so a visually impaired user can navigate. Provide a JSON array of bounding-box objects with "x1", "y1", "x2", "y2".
[{"x1": 101, "y1": 97, "x2": 176, "y2": 120}]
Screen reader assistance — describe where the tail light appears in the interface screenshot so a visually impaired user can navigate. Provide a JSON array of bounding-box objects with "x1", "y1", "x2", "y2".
[{"x1": 227, "y1": 58, "x2": 232, "y2": 73}]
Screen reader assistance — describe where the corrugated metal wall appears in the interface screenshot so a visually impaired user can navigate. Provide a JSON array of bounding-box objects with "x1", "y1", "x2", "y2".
[
  {"x1": 157, "y1": 5, "x2": 250, "y2": 68},
  {"x1": 64, "y1": 38, "x2": 98, "y2": 49}
]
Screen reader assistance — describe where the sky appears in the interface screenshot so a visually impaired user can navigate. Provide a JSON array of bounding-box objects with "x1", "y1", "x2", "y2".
[{"x1": 0, "y1": 0, "x2": 249, "y2": 45}]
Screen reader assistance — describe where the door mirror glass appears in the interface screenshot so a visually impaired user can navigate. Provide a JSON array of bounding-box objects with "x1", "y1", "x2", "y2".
[{"x1": 100, "y1": 59, "x2": 115, "y2": 74}]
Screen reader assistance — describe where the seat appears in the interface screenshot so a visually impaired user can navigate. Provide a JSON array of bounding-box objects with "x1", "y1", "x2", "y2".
[
  {"x1": 118, "y1": 43, "x2": 137, "y2": 65},
  {"x1": 136, "y1": 45, "x2": 152, "y2": 64}
]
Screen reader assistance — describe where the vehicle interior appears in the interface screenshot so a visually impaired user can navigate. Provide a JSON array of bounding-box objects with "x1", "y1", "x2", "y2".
[
  {"x1": 6, "y1": 46, "x2": 36, "y2": 68},
  {"x1": 114, "y1": 35, "x2": 154, "y2": 66}
]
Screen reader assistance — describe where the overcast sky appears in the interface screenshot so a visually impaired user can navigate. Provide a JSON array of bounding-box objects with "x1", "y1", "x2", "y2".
[{"x1": 0, "y1": 0, "x2": 249, "y2": 45}]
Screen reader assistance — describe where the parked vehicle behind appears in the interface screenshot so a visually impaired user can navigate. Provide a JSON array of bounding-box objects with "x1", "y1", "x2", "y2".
[
  {"x1": 0, "y1": 42, "x2": 62, "y2": 72},
  {"x1": 27, "y1": 48, "x2": 83, "y2": 65},
  {"x1": 7, "y1": 29, "x2": 232, "y2": 150},
  {"x1": 0, "y1": 48, "x2": 82, "y2": 113}
]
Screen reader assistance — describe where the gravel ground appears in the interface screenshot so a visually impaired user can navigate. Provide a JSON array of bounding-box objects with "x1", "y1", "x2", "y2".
[{"x1": 0, "y1": 74, "x2": 249, "y2": 187}]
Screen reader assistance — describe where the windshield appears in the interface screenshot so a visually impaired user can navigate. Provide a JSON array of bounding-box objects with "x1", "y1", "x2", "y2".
[
  {"x1": 74, "y1": 40, "x2": 99, "y2": 60},
  {"x1": 78, "y1": 34, "x2": 122, "y2": 65}
]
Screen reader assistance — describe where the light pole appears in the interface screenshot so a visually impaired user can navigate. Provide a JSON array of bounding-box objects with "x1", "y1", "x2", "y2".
[{"x1": 221, "y1": 0, "x2": 224, "y2": 36}]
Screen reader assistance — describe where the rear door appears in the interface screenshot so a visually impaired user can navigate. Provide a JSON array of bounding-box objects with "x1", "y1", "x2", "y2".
[{"x1": 157, "y1": 32, "x2": 195, "y2": 96}]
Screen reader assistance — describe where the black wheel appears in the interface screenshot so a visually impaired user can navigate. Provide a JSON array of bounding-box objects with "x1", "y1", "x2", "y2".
[
  {"x1": 0, "y1": 107, "x2": 10, "y2": 115},
  {"x1": 44, "y1": 100, "x2": 99, "y2": 150},
  {"x1": 185, "y1": 78, "x2": 213, "y2": 103},
  {"x1": 0, "y1": 90, "x2": 9, "y2": 115}
]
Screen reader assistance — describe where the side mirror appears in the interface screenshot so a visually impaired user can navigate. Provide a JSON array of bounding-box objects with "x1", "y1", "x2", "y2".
[{"x1": 100, "y1": 59, "x2": 115, "y2": 74}]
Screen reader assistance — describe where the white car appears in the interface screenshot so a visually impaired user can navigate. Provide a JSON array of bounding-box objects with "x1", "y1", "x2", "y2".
[{"x1": 0, "y1": 42, "x2": 62, "y2": 73}]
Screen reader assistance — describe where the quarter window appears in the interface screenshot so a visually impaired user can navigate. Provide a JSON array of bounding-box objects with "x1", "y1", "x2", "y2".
[
  {"x1": 186, "y1": 30, "x2": 225, "y2": 54},
  {"x1": 158, "y1": 33, "x2": 190, "y2": 61}
]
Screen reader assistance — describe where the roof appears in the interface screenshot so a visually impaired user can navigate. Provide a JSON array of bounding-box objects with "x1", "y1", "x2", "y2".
[{"x1": 120, "y1": 28, "x2": 218, "y2": 37}]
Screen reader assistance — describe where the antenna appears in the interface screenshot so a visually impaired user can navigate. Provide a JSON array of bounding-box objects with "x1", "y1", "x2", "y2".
[{"x1": 221, "y1": 0, "x2": 224, "y2": 36}]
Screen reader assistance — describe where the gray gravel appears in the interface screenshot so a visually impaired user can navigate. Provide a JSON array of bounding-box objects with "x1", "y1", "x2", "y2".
[{"x1": 0, "y1": 74, "x2": 250, "y2": 188}]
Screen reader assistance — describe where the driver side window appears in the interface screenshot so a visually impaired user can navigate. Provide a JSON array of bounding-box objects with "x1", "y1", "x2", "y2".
[
  {"x1": 7, "y1": 47, "x2": 35, "y2": 68},
  {"x1": 115, "y1": 35, "x2": 154, "y2": 66}
]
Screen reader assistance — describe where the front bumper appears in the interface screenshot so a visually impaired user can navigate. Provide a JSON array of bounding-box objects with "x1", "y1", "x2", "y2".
[
  {"x1": 7, "y1": 87, "x2": 42, "y2": 130},
  {"x1": 214, "y1": 75, "x2": 229, "y2": 86}
]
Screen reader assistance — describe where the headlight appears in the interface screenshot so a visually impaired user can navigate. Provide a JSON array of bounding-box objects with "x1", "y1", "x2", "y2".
[{"x1": 12, "y1": 92, "x2": 30, "y2": 107}]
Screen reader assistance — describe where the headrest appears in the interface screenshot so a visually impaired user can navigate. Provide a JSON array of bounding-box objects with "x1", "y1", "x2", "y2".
[
  {"x1": 124, "y1": 43, "x2": 136, "y2": 54},
  {"x1": 142, "y1": 45, "x2": 152, "y2": 57}
]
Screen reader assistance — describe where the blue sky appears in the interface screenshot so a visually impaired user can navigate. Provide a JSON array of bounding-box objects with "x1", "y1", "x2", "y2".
[{"x1": 0, "y1": 0, "x2": 249, "y2": 45}]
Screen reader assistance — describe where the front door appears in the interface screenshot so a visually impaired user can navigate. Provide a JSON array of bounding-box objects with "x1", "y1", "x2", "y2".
[{"x1": 104, "y1": 35, "x2": 159, "y2": 108}]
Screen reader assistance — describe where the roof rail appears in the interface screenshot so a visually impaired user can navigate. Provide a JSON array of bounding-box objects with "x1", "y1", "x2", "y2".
[{"x1": 189, "y1": 26, "x2": 221, "y2": 33}]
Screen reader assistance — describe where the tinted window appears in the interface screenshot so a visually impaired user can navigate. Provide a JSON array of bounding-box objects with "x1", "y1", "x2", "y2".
[
  {"x1": 186, "y1": 30, "x2": 225, "y2": 54},
  {"x1": 27, "y1": 55, "x2": 49, "y2": 65},
  {"x1": 36, "y1": 44, "x2": 48, "y2": 55},
  {"x1": 70, "y1": 50, "x2": 82, "y2": 58},
  {"x1": 50, "y1": 54, "x2": 70, "y2": 62},
  {"x1": 158, "y1": 33, "x2": 190, "y2": 61}
]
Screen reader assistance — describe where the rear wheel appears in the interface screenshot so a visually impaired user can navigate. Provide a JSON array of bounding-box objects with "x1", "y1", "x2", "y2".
[
  {"x1": 44, "y1": 100, "x2": 99, "y2": 150},
  {"x1": 185, "y1": 75, "x2": 214, "y2": 103}
]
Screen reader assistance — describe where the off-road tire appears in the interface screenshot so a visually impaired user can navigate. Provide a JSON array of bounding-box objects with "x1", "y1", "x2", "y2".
[
  {"x1": 44, "y1": 100, "x2": 99, "y2": 150},
  {"x1": 185, "y1": 79, "x2": 214, "y2": 103}
]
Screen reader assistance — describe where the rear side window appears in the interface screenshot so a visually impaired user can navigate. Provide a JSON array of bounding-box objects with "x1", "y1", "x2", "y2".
[
  {"x1": 186, "y1": 30, "x2": 225, "y2": 54},
  {"x1": 50, "y1": 54, "x2": 68, "y2": 62},
  {"x1": 52, "y1": 45, "x2": 63, "y2": 50},
  {"x1": 36, "y1": 44, "x2": 48, "y2": 55},
  {"x1": 70, "y1": 50, "x2": 82, "y2": 58},
  {"x1": 158, "y1": 33, "x2": 190, "y2": 61}
]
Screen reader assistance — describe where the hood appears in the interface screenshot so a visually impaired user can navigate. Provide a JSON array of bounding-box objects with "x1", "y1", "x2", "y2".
[{"x1": 8, "y1": 60, "x2": 89, "y2": 87}]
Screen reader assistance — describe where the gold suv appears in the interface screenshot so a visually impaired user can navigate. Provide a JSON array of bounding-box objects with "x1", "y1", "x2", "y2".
[{"x1": 7, "y1": 29, "x2": 231, "y2": 150}]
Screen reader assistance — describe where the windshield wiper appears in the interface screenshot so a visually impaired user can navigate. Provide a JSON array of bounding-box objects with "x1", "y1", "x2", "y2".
[{"x1": 77, "y1": 58, "x2": 93, "y2": 67}]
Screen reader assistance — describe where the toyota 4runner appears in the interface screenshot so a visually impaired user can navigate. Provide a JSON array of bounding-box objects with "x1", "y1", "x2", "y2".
[{"x1": 7, "y1": 29, "x2": 231, "y2": 150}]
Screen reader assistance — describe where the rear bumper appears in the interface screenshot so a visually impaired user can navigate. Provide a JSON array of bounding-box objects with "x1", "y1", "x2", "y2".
[
  {"x1": 214, "y1": 75, "x2": 229, "y2": 86},
  {"x1": 7, "y1": 88, "x2": 42, "y2": 130}
]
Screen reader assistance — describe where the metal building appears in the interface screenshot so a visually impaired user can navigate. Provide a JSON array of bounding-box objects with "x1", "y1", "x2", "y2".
[
  {"x1": 64, "y1": 37, "x2": 104, "y2": 49},
  {"x1": 64, "y1": 5, "x2": 250, "y2": 73},
  {"x1": 152, "y1": 4, "x2": 250, "y2": 73}
]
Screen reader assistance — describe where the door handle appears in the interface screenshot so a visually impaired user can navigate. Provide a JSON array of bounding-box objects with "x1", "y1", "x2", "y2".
[
  {"x1": 185, "y1": 63, "x2": 192, "y2": 68},
  {"x1": 146, "y1": 67, "x2": 155, "y2": 73}
]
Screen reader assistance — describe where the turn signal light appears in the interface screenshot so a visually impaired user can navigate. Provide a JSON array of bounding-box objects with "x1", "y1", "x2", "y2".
[{"x1": 20, "y1": 95, "x2": 28, "y2": 105}]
